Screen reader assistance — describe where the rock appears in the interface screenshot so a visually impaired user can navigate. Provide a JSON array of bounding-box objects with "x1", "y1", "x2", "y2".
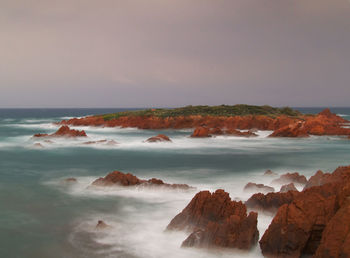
[
  {"x1": 33, "y1": 125, "x2": 87, "y2": 138},
  {"x1": 314, "y1": 199, "x2": 350, "y2": 258},
  {"x1": 264, "y1": 169, "x2": 277, "y2": 176},
  {"x1": 259, "y1": 183, "x2": 339, "y2": 257},
  {"x1": 167, "y1": 189, "x2": 259, "y2": 250},
  {"x1": 63, "y1": 177, "x2": 77, "y2": 183},
  {"x1": 245, "y1": 190, "x2": 300, "y2": 212},
  {"x1": 33, "y1": 143, "x2": 44, "y2": 148},
  {"x1": 303, "y1": 170, "x2": 330, "y2": 190},
  {"x1": 209, "y1": 127, "x2": 223, "y2": 135},
  {"x1": 280, "y1": 183, "x2": 298, "y2": 193},
  {"x1": 259, "y1": 166, "x2": 350, "y2": 257},
  {"x1": 271, "y1": 172, "x2": 307, "y2": 186},
  {"x1": 243, "y1": 182, "x2": 275, "y2": 194},
  {"x1": 33, "y1": 133, "x2": 49, "y2": 137},
  {"x1": 225, "y1": 129, "x2": 258, "y2": 137},
  {"x1": 92, "y1": 171, "x2": 143, "y2": 186},
  {"x1": 269, "y1": 121, "x2": 310, "y2": 137},
  {"x1": 91, "y1": 170, "x2": 193, "y2": 190},
  {"x1": 146, "y1": 134, "x2": 172, "y2": 142},
  {"x1": 83, "y1": 139, "x2": 118, "y2": 145},
  {"x1": 96, "y1": 220, "x2": 110, "y2": 230},
  {"x1": 191, "y1": 126, "x2": 211, "y2": 137}
]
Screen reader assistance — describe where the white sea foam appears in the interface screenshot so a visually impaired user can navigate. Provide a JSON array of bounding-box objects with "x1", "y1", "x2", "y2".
[{"x1": 51, "y1": 175, "x2": 271, "y2": 258}]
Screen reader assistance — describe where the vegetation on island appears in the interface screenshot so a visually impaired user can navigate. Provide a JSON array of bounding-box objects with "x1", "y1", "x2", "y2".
[{"x1": 101, "y1": 105, "x2": 302, "y2": 120}]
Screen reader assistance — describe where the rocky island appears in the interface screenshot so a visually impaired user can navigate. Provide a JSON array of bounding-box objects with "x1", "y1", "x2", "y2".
[{"x1": 59, "y1": 105, "x2": 350, "y2": 138}]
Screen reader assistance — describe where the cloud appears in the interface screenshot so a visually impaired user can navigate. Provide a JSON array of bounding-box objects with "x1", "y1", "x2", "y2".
[{"x1": 0, "y1": 0, "x2": 349, "y2": 107}]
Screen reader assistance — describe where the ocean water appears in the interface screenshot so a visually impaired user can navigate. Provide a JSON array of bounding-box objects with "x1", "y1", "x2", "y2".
[{"x1": 0, "y1": 107, "x2": 350, "y2": 258}]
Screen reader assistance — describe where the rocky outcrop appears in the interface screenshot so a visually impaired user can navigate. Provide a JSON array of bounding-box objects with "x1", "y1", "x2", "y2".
[
  {"x1": 34, "y1": 125, "x2": 87, "y2": 138},
  {"x1": 167, "y1": 189, "x2": 259, "y2": 250},
  {"x1": 245, "y1": 190, "x2": 300, "y2": 212},
  {"x1": 314, "y1": 199, "x2": 350, "y2": 258},
  {"x1": 271, "y1": 172, "x2": 307, "y2": 186},
  {"x1": 60, "y1": 108, "x2": 350, "y2": 137},
  {"x1": 259, "y1": 166, "x2": 350, "y2": 257},
  {"x1": 280, "y1": 183, "x2": 298, "y2": 193},
  {"x1": 224, "y1": 129, "x2": 258, "y2": 137},
  {"x1": 191, "y1": 126, "x2": 211, "y2": 137},
  {"x1": 243, "y1": 182, "x2": 274, "y2": 194},
  {"x1": 91, "y1": 170, "x2": 193, "y2": 190},
  {"x1": 146, "y1": 134, "x2": 171, "y2": 142}
]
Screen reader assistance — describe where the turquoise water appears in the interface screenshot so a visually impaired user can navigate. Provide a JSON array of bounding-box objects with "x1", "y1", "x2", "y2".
[{"x1": 0, "y1": 108, "x2": 350, "y2": 258}]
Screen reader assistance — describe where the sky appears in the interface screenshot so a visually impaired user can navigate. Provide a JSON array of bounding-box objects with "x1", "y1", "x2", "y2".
[{"x1": 1, "y1": 0, "x2": 350, "y2": 108}]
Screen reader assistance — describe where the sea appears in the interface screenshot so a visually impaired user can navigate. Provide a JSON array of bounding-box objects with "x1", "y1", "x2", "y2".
[{"x1": 0, "y1": 107, "x2": 350, "y2": 258}]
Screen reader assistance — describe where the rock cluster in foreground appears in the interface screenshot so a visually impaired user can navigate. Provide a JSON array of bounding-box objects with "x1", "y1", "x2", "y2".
[
  {"x1": 166, "y1": 189, "x2": 259, "y2": 250},
  {"x1": 258, "y1": 166, "x2": 350, "y2": 257},
  {"x1": 91, "y1": 170, "x2": 193, "y2": 190}
]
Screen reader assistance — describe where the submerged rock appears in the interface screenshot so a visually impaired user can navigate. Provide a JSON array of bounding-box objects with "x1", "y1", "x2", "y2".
[
  {"x1": 167, "y1": 189, "x2": 259, "y2": 250},
  {"x1": 264, "y1": 169, "x2": 277, "y2": 176},
  {"x1": 91, "y1": 170, "x2": 193, "y2": 190},
  {"x1": 243, "y1": 182, "x2": 274, "y2": 194},
  {"x1": 33, "y1": 143, "x2": 44, "y2": 148},
  {"x1": 63, "y1": 177, "x2": 77, "y2": 183},
  {"x1": 95, "y1": 220, "x2": 110, "y2": 230},
  {"x1": 271, "y1": 172, "x2": 307, "y2": 186},
  {"x1": 146, "y1": 134, "x2": 171, "y2": 142}
]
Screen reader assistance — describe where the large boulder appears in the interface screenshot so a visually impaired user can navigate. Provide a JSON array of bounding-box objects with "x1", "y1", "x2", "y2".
[{"x1": 167, "y1": 189, "x2": 259, "y2": 250}]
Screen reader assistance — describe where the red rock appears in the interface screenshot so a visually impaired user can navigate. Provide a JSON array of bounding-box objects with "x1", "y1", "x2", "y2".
[
  {"x1": 280, "y1": 183, "x2": 298, "y2": 193},
  {"x1": 167, "y1": 190, "x2": 259, "y2": 250},
  {"x1": 259, "y1": 166, "x2": 350, "y2": 257},
  {"x1": 264, "y1": 169, "x2": 277, "y2": 176},
  {"x1": 146, "y1": 134, "x2": 172, "y2": 142},
  {"x1": 269, "y1": 121, "x2": 310, "y2": 137},
  {"x1": 33, "y1": 125, "x2": 87, "y2": 138},
  {"x1": 91, "y1": 170, "x2": 193, "y2": 190},
  {"x1": 191, "y1": 126, "x2": 211, "y2": 137},
  {"x1": 52, "y1": 125, "x2": 87, "y2": 137},
  {"x1": 225, "y1": 129, "x2": 257, "y2": 137},
  {"x1": 209, "y1": 127, "x2": 223, "y2": 135},
  {"x1": 271, "y1": 172, "x2": 307, "y2": 185},
  {"x1": 314, "y1": 199, "x2": 350, "y2": 258},
  {"x1": 245, "y1": 190, "x2": 300, "y2": 212},
  {"x1": 243, "y1": 182, "x2": 274, "y2": 193},
  {"x1": 33, "y1": 133, "x2": 49, "y2": 137}
]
